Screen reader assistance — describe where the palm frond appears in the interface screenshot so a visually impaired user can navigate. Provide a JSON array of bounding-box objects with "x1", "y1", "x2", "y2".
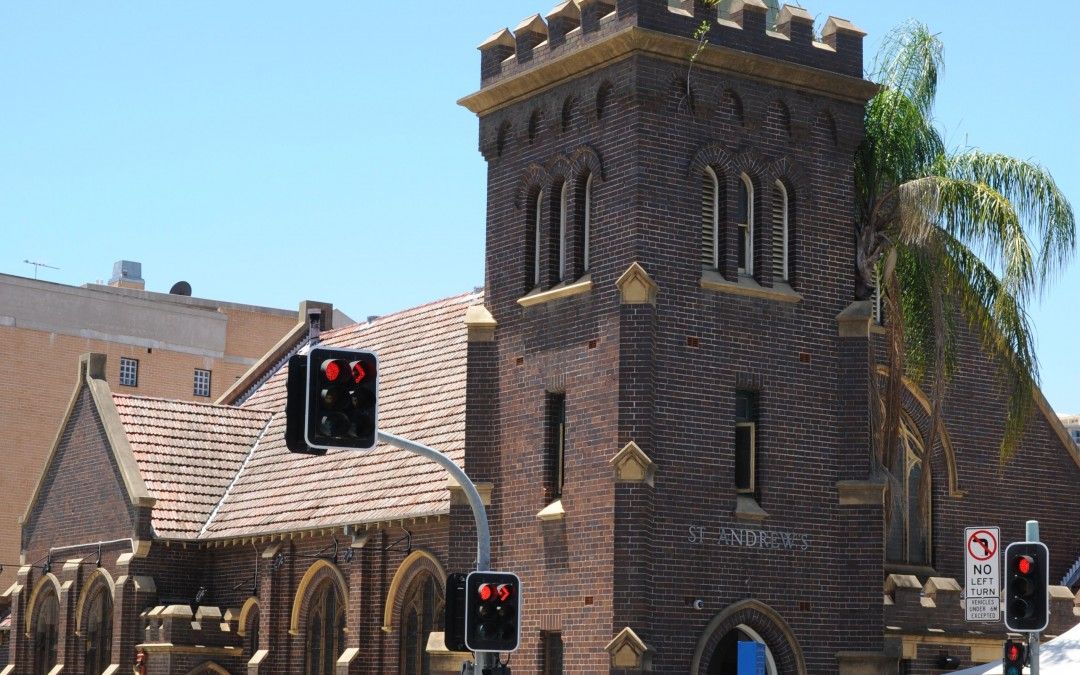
[
  {"x1": 937, "y1": 232, "x2": 1038, "y2": 460},
  {"x1": 947, "y1": 151, "x2": 1076, "y2": 287}
]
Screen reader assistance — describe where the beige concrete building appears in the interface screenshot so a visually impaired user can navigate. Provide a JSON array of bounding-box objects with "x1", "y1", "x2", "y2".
[
  {"x1": 0, "y1": 261, "x2": 347, "y2": 596},
  {"x1": 1061, "y1": 414, "x2": 1080, "y2": 447}
]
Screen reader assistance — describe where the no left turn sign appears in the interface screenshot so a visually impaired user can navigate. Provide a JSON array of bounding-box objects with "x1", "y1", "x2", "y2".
[{"x1": 967, "y1": 529, "x2": 998, "y2": 561}]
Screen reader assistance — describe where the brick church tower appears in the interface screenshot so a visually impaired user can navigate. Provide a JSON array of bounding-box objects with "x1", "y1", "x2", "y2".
[{"x1": 457, "y1": 1, "x2": 884, "y2": 672}]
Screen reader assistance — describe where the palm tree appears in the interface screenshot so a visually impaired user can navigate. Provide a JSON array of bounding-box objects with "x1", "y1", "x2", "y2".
[{"x1": 854, "y1": 22, "x2": 1075, "y2": 523}]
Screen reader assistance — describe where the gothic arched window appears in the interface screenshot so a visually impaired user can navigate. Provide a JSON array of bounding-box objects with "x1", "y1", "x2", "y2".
[
  {"x1": 886, "y1": 417, "x2": 932, "y2": 565},
  {"x1": 32, "y1": 587, "x2": 59, "y2": 675},
  {"x1": 581, "y1": 173, "x2": 593, "y2": 275},
  {"x1": 772, "y1": 180, "x2": 791, "y2": 283},
  {"x1": 306, "y1": 581, "x2": 346, "y2": 675},
  {"x1": 84, "y1": 583, "x2": 113, "y2": 674},
  {"x1": 397, "y1": 571, "x2": 445, "y2": 675}
]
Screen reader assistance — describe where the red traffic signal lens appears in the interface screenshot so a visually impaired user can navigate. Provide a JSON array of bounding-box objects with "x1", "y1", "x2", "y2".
[
  {"x1": 1007, "y1": 644, "x2": 1020, "y2": 661},
  {"x1": 1016, "y1": 555, "x2": 1033, "y2": 575},
  {"x1": 322, "y1": 359, "x2": 346, "y2": 382},
  {"x1": 478, "y1": 583, "x2": 494, "y2": 602},
  {"x1": 497, "y1": 583, "x2": 513, "y2": 602},
  {"x1": 350, "y1": 361, "x2": 366, "y2": 383}
]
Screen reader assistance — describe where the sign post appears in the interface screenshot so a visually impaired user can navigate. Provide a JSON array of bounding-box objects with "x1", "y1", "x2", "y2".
[{"x1": 964, "y1": 527, "x2": 1000, "y2": 622}]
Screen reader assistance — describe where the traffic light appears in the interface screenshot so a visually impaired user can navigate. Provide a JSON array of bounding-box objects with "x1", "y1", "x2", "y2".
[
  {"x1": 444, "y1": 573, "x2": 468, "y2": 652},
  {"x1": 285, "y1": 347, "x2": 378, "y2": 453},
  {"x1": 1004, "y1": 541, "x2": 1049, "y2": 633},
  {"x1": 1002, "y1": 639, "x2": 1027, "y2": 675},
  {"x1": 464, "y1": 571, "x2": 521, "y2": 653}
]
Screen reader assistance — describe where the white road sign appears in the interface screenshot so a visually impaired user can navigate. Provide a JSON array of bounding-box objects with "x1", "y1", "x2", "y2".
[{"x1": 964, "y1": 526, "x2": 1000, "y2": 622}]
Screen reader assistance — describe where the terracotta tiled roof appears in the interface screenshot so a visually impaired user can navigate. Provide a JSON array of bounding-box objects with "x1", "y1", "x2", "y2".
[
  {"x1": 113, "y1": 396, "x2": 273, "y2": 538},
  {"x1": 111, "y1": 290, "x2": 479, "y2": 540}
]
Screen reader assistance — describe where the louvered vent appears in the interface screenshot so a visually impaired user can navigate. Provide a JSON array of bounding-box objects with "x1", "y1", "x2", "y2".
[
  {"x1": 772, "y1": 183, "x2": 788, "y2": 282},
  {"x1": 702, "y1": 170, "x2": 717, "y2": 267}
]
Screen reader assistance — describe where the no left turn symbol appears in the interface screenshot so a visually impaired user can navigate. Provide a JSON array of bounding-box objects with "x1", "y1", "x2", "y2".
[{"x1": 967, "y1": 529, "x2": 997, "y2": 561}]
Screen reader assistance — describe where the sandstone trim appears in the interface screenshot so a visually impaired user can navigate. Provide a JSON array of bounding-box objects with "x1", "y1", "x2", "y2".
[
  {"x1": 700, "y1": 270, "x2": 802, "y2": 303},
  {"x1": 517, "y1": 276, "x2": 593, "y2": 307}
]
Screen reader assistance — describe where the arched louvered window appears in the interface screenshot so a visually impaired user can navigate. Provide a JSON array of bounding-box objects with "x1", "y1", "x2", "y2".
[
  {"x1": 532, "y1": 191, "x2": 543, "y2": 289},
  {"x1": 84, "y1": 584, "x2": 113, "y2": 675},
  {"x1": 737, "y1": 174, "x2": 754, "y2": 275},
  {"x1": 701, "y1": 166, "x2": 720, "y2": 269},
  {"x1": 558, "y1": 181, "x2": 569, "y2": 282},
  {"x1": 886, "y1": 417, "x2": 931, "y2": 565},
  {"x1": 772, "y1": 180, "x2": 789, "y2": 283},
  {"x1": 582, "y1": 173, "x2": 593, "y2": 274}
]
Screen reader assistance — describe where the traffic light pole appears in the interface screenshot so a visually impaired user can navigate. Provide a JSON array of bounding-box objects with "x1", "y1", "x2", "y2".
[
  {"x1": 377, "y1": 430, "x2": 498, "y2": 674},
  {"x1": 1027, "y1": 520, "x2": 1040, "y2": 675}
]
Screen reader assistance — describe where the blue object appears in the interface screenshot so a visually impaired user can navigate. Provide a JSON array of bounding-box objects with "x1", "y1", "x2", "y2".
[{"x1": 738, "y1": 641, "x2": 766, "y2": 675}]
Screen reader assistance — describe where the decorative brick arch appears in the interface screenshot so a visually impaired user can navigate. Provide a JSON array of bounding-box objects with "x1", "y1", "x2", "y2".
[
  {"x1": 692, "y1": 599, "x2": 807, "y2": 675},
  {"x1": 381, "y1": 548, "x2": 446, "y2": 633},
  {"x1": 184, "y1": 661, "x2": 231, "y2": 675},
  {"x1": 74, "y1": 566, "x2": 115, "y2": 635},
  {"x1": 23, "y1": 572, "x2": 62, "y2": 637},
  {"x1": 766, "y1": 157, "x2": 815, "y2": 211},
  {"x1": 289, "y1": 559, "x2": 348, "y2": 636},
  {"x1": 568, "y1": 144, "x2": 605, "y2": 182},
  {"x1": 515, "y1": 163, "x2": 552, "y2": 210},
  {"x1": 687, "y1": 142, "x2": 736, "y2": 180}
]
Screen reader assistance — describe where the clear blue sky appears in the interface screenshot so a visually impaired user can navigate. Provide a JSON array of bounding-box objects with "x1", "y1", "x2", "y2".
[{"x1": 2, "y1": 2, "x2": 1077, "y2": 412}]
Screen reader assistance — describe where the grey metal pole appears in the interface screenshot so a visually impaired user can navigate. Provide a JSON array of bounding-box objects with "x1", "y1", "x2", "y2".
[
  {"x1": 377, "y1": 430, "x2": 497, "y2": 673},
  {"x1": 1026, "y1": 520, "x2": 1040, "y2": 675}
]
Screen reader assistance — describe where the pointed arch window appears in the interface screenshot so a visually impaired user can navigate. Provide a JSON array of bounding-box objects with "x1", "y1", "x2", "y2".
[
  {"x1": 886, "y1": 417, "x2": 932, "y2": 565},
  {"x1": 84, "y1": 584, "x2": 113, "y2": 675},
  {"x1": 397, "y1": 571, "x2": 445, "y2": 675},
  {"x1": 737, "y1": 174, "x2": 754, "y2": 275},
  {"x1": 306, "y1": 581, "x2": 346, "y2": 675},
  {"x1": 702, "y1": 166, "x2": 720, "y2": 269},
  {"x1": 32, "y1": 587, "x2": 59, "y2": 675},
  {"x1": 772, "y1": 181, "x2": 790, "y2": 283}
]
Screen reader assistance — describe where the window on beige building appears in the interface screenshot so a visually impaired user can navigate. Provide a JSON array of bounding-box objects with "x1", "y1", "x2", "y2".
[
  {"x1": 194, "y1": 369, "x2": 212, "y2": 397},
  {"x1": 119, "y1": 357, "x2": 139, "y2": 387}
]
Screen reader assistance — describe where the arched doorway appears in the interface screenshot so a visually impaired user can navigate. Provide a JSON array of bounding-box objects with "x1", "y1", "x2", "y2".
[
  {"x1": 707, "y1": 624, "x2": 778, "y2": 675},
  {"x1": 692, "y1": 600, "x2": 806, "y2": 675}
]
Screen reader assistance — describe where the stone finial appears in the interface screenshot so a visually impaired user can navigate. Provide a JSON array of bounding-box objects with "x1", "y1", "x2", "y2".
[
  {"x1": 776, "y1": 5, "x2": 814, "y2": 44},
  {"x1": 546, "y1": 1, "x2": 581, "y2": 45},
  {"x1": 729, "y1": 0, "x2": 768, "y2": 33},
  {"x1": 821, "y1": 16, "x2": 867, "y2": 59},
  {"x1": 835, "y1": 300, "x2": 874, "y2": 338},
  {"x1": 605, "y1": 627, "x2": 653, "y2": 670},
  {"x1": 616, "y1": 262, "x2": 658, "y2": 305},
  {"x1": 609, "y1": 441, "x2": 655, "y2": 486},
  {"x1": 478, "y1": 29, "x2": 516, "y2": 80},
  {"x1": 514, "y1": 14, "x2": 549, "y2": 60},
  {"x1": 464, "y1": 304, "x2": 497, "y2": 343},
  {"x1": 577, "y1": 0, "x2": 615, "y2": 34}
]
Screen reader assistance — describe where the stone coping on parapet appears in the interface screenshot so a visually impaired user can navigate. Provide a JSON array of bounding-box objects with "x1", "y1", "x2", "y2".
[{"x1": 464, "y1": 1, "x2": 870, "y2": 102}]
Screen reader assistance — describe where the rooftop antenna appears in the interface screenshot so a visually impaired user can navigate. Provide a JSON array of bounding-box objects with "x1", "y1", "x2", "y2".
[{"x1": 23, "y1": 259, "x2": 60, "y2": 279}]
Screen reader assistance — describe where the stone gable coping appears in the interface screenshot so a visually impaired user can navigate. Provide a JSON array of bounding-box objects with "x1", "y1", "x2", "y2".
[{"x1": 19, "y1": 354, "x2": 155, "y2": 530}]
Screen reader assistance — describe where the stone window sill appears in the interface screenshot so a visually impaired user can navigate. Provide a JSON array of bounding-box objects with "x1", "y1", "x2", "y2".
[
  {"x1": 700, "y1": 269, "x2": 802, "y2": 304},
  {"x1": 536, "y1": 498, "x2": 565, "y2": 521},
  {"x1": 734, "y1": 494, "x2": 769, "y2": 524},
  {"x1": 517, "y1": 275, "x2": 593, "y2": 308}
]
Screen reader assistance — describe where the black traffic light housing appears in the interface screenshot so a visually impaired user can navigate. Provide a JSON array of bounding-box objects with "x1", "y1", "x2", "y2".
[
  {"x1": 465, "y1": 571, "x2": 521, "y2": 653},
  {"x1": 285, "y1": 347, "x2": 378, "y2": 453},
  {"x1": 1004, "y1": 541, "x2": 1049, "y2": 633},
  {"x1": 1002, "y1": 639, "x2": 1028, "y2": 675},
  {"x1": 444, "y1": 573, "x2": 468, "y2": 652}
]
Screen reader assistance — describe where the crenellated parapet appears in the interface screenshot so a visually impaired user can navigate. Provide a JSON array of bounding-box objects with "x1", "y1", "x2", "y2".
[
  {"x1": 473, "y1": 0, "x2": 865, "y2": 88},
  {"x1": 884, "y1": 573, "x2": 1080, "y2": 660}
]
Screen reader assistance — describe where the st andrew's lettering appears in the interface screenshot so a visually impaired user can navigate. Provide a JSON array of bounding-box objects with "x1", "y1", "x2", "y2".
[{"x1": 688, "y1": 525, "x2": 811, "y2": 551}]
